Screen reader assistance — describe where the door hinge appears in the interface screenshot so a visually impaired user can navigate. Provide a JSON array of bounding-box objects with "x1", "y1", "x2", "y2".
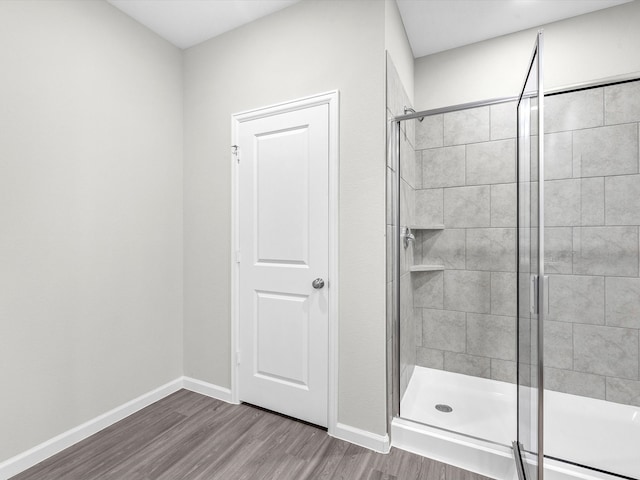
[
  {"x1": 232, "y1": 145, "x2": 239, "y2": 163},
  {"x1": 235, "y1": 251, "x2": 241, "y2": 263},
  {"x1": 236, "y1": 350, "x2": 241, "y2": 365}
]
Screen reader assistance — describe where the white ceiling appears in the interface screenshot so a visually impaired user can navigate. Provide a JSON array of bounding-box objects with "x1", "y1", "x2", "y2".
[
  {"x1": 106, "y1": 0, "x2": 299, "y2": 49},
  {"x1": 398, "y1": 0, "x2": 633, "y2": 58},
  {"x1": 107, "y1": 0, "x2": 634, "y2": 55}
]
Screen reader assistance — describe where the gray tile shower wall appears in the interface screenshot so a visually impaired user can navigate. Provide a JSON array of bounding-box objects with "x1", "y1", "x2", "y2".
[
  {"x1": 544, "y1": 81, "x2": 640, "y2": 407},
  {"x1": 410, "y1": 80, "x2": 640, "y2": 408},
  {"x1": 413, "y1": 102, "x2": 519, "y2": 384}
]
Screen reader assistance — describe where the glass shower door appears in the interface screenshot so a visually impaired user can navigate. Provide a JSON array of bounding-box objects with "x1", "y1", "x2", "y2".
[{"x1": 515, "y1": 31, "x2": 544, "y2": 480}]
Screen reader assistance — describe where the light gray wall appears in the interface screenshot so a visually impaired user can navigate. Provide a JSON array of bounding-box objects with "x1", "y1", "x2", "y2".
[
  {"x1": 183, "y1": 0, "x2": 388, "y2": 435},
  {"x1": 385, "y1": 0, "x2": 414, "y2": 105},
  {"x1": 414, "y1": 1, "x2": 640, "y2": 110},
  {"x1": 0, "y1": 0, "x2": 184, "y2": 462}
]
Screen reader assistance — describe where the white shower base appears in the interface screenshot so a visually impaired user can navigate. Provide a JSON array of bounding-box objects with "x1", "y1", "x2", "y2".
[
  {"x1": 394, "y1": 366, "x2": 640, "y2": 480},
  {"x1": 400, "y1": 366, "x2": 516, "y2": 444}
]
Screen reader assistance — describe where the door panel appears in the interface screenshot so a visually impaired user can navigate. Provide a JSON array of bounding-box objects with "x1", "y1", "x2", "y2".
[
  {"x1": 255, "y1": 127, "x2": 310, "y2": 265},
  {"x1": 237, "y1": 103, "x2": 329, "y2": 427},
  {"x1": 254, "y1": 290, "x2": 309, "y2": 388}
]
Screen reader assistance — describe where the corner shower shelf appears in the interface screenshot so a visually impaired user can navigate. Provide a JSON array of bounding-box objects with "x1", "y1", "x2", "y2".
[
  {"x1": 410, "y1": 224, "x2": 444, "y2": 230},
  {"x1": 409, "y1": 265, "x2": 445, "y2": 272}
]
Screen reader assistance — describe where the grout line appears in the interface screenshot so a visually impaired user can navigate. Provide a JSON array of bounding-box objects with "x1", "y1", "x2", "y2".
[
  {"x1": 602, "y1": 87, "x2": 606, "y2": 126},
  {"x1": 569, "y1": 322, "x2": 575, "y2": 372},
  {"x1": 489, "y1": 104, "x2": 492, "y2": 142}
]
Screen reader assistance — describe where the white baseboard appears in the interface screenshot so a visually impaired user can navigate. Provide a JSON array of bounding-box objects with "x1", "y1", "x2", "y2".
[
  {"x1": 182, "y1": 376, "x2": 235, "y2": 403},
  {"x1": 1, "y1": 377, "x2": 392, "y2": 479},
  {"x1": 0, "y1": 378, "x2": 183, "y2": 480},
  {"x1": 0, "y1": 376, "x2": 239, "y2": 480},
  {"x1": 331, "y1": 422, "x2": 390, "y2": 454}
]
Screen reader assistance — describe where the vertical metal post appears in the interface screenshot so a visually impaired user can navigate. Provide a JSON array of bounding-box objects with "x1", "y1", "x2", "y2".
[
  {"x1": 391, "y1": 119, "x2": 401, "y2": 418},
  {"x1": 536, "y1": 30, "x2": 545, "y2": 480}
]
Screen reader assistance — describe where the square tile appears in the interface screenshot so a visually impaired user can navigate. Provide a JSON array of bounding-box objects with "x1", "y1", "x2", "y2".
[
  {"x1": 416, "y1": 347, "x2": 444, "y2": 369},
  {"x1": 491, "y1": 359, "x2": 516, "y2": 383},
  {"x1": 574, "y1": 323, "x2": 639, "y2": 379},
  {"x1": 444, "y1": 185, "x2": 490, "y2": 228},
  {"x1": 491, "y1": 183, "x2": 516, "y2": 228},
  {"x1": 422, "y1": 146, "x2": 465, "y2": 188},
  {"x1": 490, "y1": 101, "x2": 517, "y2": 140},
  {"x1": 606, "y1": 377, "x2": 640, "y2": 407},
  {"x1": 415, "y1": 188, "x2": 443, "y2": 226},
  {"x1": 580, "y1": 177, "x2": 604, "y2": 226},
  {"x1": 544, "y1": 131, "x2": 573, "y2": 180},
  {"x1": 466, "y1": 228, "x2": 516, "y2": 272},
  {"x1": 400, "y1": 179, "x2": 414, "y2": 227},
  {"x1": 491, "y1": 272, "x2": 516, "y2": 316},
  {"x1": 466, "y1": 139, "x2": 516, "y2": 186},
  {"x1": 544, "y1": 320, "x2": 573, "y2": 369},
  {"x1": 605, "y1": 80, "x2": 640, "y2": 125},
  {"x1": 573, "y1": 227, "x2": 639, "y2": 277},
  {"x1": 416, "y1": 114, "x2": 444, "y2": 149},
  {"x1": 467, "y1": 313, "x2": 516, "y2": 361},
  {"x1": 444, "y1": 270, "x2": 491, "y2": 313},
  {"x1": 573, "y1": 123, "x2": 638, "y2": 178},
  {"x1": 422, "y1": 308, "x2": 466, "y2": 353},
  {"x1": 545, "y1": 227, "x2": 573, "y2": 274},
  {"x1": 443, "y1": 106, "x2": 490, "y2": 146},
  {"x1": 420, "y1": 229, "x2": 465, "y2": 270},
  {"x1": 403, "y1": 117, "x2": 416, "y2": 153},
  {"x1": 548, "y1": 274, "x2": 605, "y2": 325},
  {"x1": 400, "y1": 272, "x2": 413, "y2": 322},
  {"x1": 605, "y1": 174, "x2": 640, "y2": 226},
  {"x1": 545, "y1": 179, "x2": 581, "y2": 226},
  {"x1": 545, "y1": 367, "x2": 605, "y2": 399},
  {"x1": 545, "y1": 88, "x2": 603, "y2": 133},
  {"x1": 605, "y1": 277, "x2": 640, "y2": 328},
  {"x1": 444, "y1": 352, "x2": 491, "y2": 378},
  {"x1": 413, "y1": 270, "x2": 444, "y2": 309},
  {"x1": 400, "y1": 132, "x2": 416, "y2": 189}
]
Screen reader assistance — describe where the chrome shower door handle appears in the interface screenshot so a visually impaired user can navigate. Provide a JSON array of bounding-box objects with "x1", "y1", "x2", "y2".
[{"x1": 312, "y1": 278, "x2": 325, "y2": 289}]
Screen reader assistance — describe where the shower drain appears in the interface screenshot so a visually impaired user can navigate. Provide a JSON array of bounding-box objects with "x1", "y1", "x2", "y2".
[{"x1": 435, "y1": 404, "x2": 453, "y2": 413}]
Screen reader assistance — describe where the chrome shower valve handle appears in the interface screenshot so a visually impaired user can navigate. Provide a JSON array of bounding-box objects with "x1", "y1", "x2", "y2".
[{"x1": 401, "y1": 226, "x2": 415, "y2": 249}]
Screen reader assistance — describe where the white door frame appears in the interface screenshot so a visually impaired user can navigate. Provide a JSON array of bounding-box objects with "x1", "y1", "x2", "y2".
[{"x1": 230, "y1": 91, "x2": 339, "y2": 435}]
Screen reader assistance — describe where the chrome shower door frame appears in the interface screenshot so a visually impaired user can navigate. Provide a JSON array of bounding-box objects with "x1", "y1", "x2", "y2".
[{"x1": 515, "y1": 30, "x2": 545, "y2": 480}]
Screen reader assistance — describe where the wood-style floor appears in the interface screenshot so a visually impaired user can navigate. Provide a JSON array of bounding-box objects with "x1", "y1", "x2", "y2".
[{"x1": 12, "y1": 389, "x2": 495, "y2": 480}]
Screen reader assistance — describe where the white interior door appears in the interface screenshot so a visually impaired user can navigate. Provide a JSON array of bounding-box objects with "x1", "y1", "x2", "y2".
[{"x1": 236, "y1": 101, "x2": 330, "y2": 427}]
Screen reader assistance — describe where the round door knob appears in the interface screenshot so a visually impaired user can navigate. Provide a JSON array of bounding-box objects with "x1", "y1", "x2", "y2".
[{"x1": 312, "y1": 278, "x2": 325, "y2": 289}]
